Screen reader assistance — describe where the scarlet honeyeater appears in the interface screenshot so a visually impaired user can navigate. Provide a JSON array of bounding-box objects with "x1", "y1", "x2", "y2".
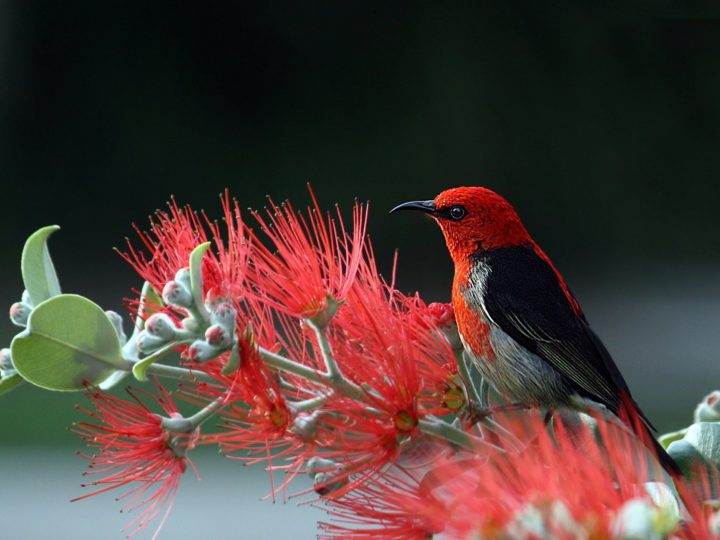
[{"x1": 392, "y1": 186, "x2": 678, "y2": 474}]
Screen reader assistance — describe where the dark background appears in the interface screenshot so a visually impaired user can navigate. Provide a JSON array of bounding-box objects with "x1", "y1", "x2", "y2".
[{"x1": 2, "y1": 4, "x2": 720, "y2": 443}]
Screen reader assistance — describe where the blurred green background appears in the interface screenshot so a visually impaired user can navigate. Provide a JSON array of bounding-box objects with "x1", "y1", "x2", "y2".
[{"x1": 1, "y1": 3, "x2": 720, "y2": 538}]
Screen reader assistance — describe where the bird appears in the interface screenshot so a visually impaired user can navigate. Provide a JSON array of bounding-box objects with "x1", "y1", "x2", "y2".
[{"x1": 391, "y1": 186, "x2": 679, "y2": 475}]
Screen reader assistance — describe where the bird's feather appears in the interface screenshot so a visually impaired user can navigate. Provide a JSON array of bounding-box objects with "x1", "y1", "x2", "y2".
[{"x1": 472, "y1": 244, "x2": 635, "y2": 415}]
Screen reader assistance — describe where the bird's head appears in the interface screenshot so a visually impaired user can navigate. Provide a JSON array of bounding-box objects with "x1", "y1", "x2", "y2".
[{"x1": 391, "y1": 186, "x2": 531, "y2": 262}]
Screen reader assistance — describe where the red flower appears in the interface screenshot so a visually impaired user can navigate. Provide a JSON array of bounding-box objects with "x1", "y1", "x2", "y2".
[
  {"x1": 247, "y1": 186, "x2": 368, "y2": 320},
  {"x1": 202, "y1": 340, "x2": 295, "y2": 454},
  {"x1": 187, "y1": 338, "x2": 317, "y2": 499},
  {"x1": 120, "y1": 198, "x2": 208, "y2": 294},
  {"x1": 331, "y1": 274, "x2": 459, "y2": 423},
  {"x1": 72, "y1": 383, "x2": 196, "y2": 539},
  {"x1": 121, "y1": 192, "x2": 251, "y2": 304},
  {"x1": 319, "y1": 411, "x2": 713, "y2": 539},
  {"x1": 281, "y1": 260, "x2": 460, "y2": 497}
]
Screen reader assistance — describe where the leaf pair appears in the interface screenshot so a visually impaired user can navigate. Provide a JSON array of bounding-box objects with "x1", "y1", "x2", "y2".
[{"x1": 10, "y1": 226, "x2": 128, "y2": 392}]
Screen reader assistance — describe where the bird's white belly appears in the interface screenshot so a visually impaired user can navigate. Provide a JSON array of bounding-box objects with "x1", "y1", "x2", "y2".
[
  {"x1": 459, "y1": 259, "x2": 574, "y2": 406},
  {"x1": 460, "y1": 322, "x2": 572, "y2": 407}
]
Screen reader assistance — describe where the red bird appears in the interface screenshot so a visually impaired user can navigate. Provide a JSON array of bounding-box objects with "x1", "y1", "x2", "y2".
[{"x1": 391, "y1": 186, "x2": 678, "y2": 474}]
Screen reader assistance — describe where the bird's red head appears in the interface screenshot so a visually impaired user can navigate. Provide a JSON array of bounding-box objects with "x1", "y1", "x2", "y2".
[{"x1": 391, "y1": 186, "x2": 532, "y2": 262}]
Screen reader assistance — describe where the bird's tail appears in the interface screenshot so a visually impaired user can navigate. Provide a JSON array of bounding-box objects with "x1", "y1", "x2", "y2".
[
  {"x1": 649, "y1": 433, "x2": 682, "y2": 478},
  {"x1": 618, "y1": 396, "x2": 682, "y2": 479}
]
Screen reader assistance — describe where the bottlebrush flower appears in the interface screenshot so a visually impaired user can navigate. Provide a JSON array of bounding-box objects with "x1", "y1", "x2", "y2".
[
  {"x1": 331, "y1": 275, "x2": 459, "y2": 422},
  {"x1": 318, "y1": 411, "x2": 714, "y2": 539},
  {"x1": 199, "y1": 340, "x2": 295, "y2": 454},
  {"x1": 187, "y1": 337, "x2": 322, "y2": 500},
  {"x1": 247, "y1": 186, "x2": 368, "y2": 321},
  {"x1": 72, "y1": 382, "x2": 197, "y2": 540},
  {"x1": 120, "y1": 191, "x2": 251, "y2": 305},
  {"x1": 286, "y1": 270, "x2": 460, "y2": 497}
]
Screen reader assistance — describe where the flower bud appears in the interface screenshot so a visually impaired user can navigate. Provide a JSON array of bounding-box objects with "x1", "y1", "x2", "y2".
[
  {"x1": 21, "y1": 289, "x2": 32, "y2": 307},
  {"x1": 9, "y1": 302, "x2": 31, "y2": 327},
  {"x1": 694, "y1": 391, "x2": 720, "y2": 423},
  {"x1": 186, "y1": 339, "x2": 220, "y2": 363},
  {"x1": 162, "y1": 280, "x2": 193, "y2": 308},
  {"x1": 313, "y1": 472, "x2": 348, "y2": 496},
  {"x1": 0, "y1": 348, "x2": 13, "y2": 373},
  {"x1": 611, "y1": 498, "x2": 660, "y2": 540},
  {"x1": 291, "y1": 411, "x2": 324, "y2": 440},
  {"x1": 210, "y1": 302, "x2": 236, "y2": 330},
  {"x1": 307, "y1": 457, "x2": 347, "y2": 496},
  {"x1": 181, "y1": 316, "x2": 200, "y2": 333},
  {"x1": 205, "y1": 324, "x2": 232, "y2": 348},
  {"x1": 104, "y1": 310, "x2": 127, "y2": 344},
  {"x1": 145, "y1": 313, "x2": 178, "y2": 341},
  {"x1": 427, "y1": 302, "x2": 455, "y2": 328},
  {"x1": 136, "y1": 331, "x2": 168, "y2": 354},
  {"x1": 709, "y1": 510, "x2": 720, "y2": 536}
]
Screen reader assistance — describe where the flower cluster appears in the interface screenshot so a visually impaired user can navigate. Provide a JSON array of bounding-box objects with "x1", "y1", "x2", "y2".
[
  {"x1": 318, "y1": 411, "x2": 712, "y2": 539},
  {"x1": 8, "y1": 186, "x2": 716, "y2": 539}
]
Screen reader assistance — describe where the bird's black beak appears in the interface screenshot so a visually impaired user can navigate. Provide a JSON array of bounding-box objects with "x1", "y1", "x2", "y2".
[{"x1": 389, "y1": 200, "x2": 437, "y2": 215}]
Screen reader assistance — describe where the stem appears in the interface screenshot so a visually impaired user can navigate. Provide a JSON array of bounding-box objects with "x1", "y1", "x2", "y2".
[
  {"x1": 456, "y1": 349, "x2": 483, "y2": 407},
  {"x1": 478, "y1": 377, "x2": 491, "y2": 409},
  {"x1": 418, "y1": 416, "x2": 502, "y2": 452},
  {"x1": 162, "y1": 397, "x2": 224, "y2": 433},
  {"x1": 259, "y1": 346, "x2": 324, "y2": 384},
  {"x1": 309, "y1": 321, "x2": 341, "y2": 380},
  {"x1": 290, "y1": 393, "x2": 333, "y2": 413},
  {"x1": 186, "y1": 397, "x2": 224, "y2": 428},
  {"x1": 145, "y1": 363, "x2": 215, "y2": 384},
  {"x1": 309, "y1": 321, "x2": 372, "y2": 400}
]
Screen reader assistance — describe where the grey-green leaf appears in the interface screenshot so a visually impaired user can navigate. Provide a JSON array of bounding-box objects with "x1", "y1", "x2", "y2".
[
  {"x1": 0, "y1": 373, "x2": 24, "y2": 395},
  {"x1": 189, "y1": 242, "x2": 211, "y2": 320},
  {"x1": 132, "y1": 342, "x2": 178, "y2": 382},
  {"x1": 11, "y1": 294, "x2": 128, "y2": 391},
  {"x1": 21, "y1": 225, "x2": 62, "y2": 306},
  {"x1": 658, "y1": 428, "x2": 688, "y2": 450},
  {"x1": 684, "y1": 422, "x2": 720, "y2": 465}
]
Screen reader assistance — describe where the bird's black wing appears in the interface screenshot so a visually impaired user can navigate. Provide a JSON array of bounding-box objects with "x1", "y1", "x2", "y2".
[{"x1": 475, "y1": 245, "x2": 634, "y2": 414}]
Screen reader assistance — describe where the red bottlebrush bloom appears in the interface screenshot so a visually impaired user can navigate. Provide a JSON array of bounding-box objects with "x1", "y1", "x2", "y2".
[
  {"x1": 247, "y1": 186, "x2": 368, "y2": 320},
  {"x1": 189, "y1": 339, "x2": 317, "y2": 499},
  {"x1": 72, "y1": 383, "x2": 196, "y2": 540},
  {"x1": 204, "y1": 340, "x2": 295, "y2": 454},
  {"x1": 120, "y1": 198, "x2": 209, "y2": 294},
  {"x1": 120, "y1": 192, "x2": 251, "y2": 303},
  {"x1": 319, "y1": 411, "x2": 714, "y2": 539},
  {"x1": 332, "y1": 274, "x2": 459, "y2": 422},
  {"x1": 317, "y1": 466, "x2": 446, "y2": 539},
  {"x1": 289, "y1": 264, "x2": 459, "y2": 496}
]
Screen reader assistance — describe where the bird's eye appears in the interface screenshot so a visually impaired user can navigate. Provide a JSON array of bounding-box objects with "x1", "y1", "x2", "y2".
[{"x1": 448, "y1": 205, "x2": 467, "y2": 221}]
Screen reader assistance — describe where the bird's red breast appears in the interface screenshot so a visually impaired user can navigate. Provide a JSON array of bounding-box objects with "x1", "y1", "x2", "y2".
[{"x1": 451, "y1": 258, "x2": 496, "y2": 361}]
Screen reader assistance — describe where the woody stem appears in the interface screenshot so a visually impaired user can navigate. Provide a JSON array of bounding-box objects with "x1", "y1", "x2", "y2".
[
  {"x1": 145, "y1": 363, "x2": 215, "y2": 384},
  {"x1": 418, "y1": 416, "x2": 503, "y2": 452}
]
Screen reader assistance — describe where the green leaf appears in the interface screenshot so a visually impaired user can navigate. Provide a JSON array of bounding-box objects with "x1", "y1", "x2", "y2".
[
  {"x1": 21, "y1": 225, "x2": 62, "y2": 306},
  {"x1": 221, "y1": 343, "x2": 241, "y2": 375},
  {"x1": 132, "y1": 342, "x2": 178, "y2": 382},
  {"x1": 11, "y1": 294, "x2": 128, "y2": 391},
  {"x1": 658, "y1": 428, "x2": 688, "y2": 449},
  {"x1": 189, "y1": 242, "x2": 211, "y2": 319},
  {"x1": 0, "y1": 373, "x2": 24, "y2": 395}
]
